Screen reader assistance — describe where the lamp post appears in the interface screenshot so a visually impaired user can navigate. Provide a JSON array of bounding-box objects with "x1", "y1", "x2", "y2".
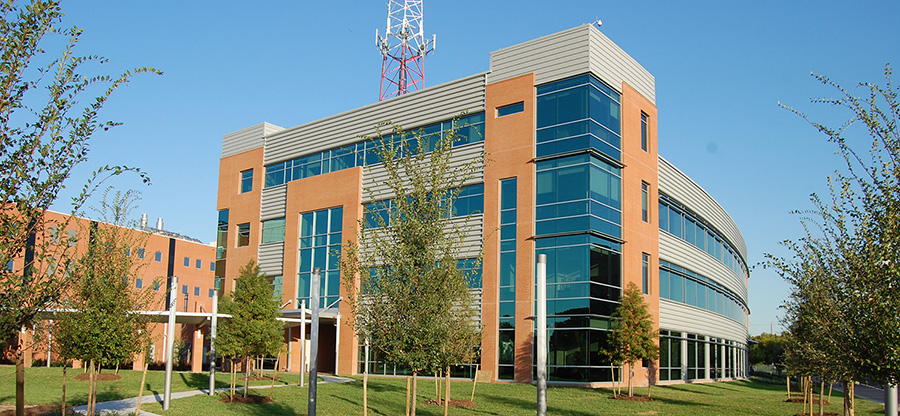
[
  {"x1": 536, "y1": 254, "x2": 547, "y2": 416},
  {"x1": 163, "y1": 276, "x2": 178, "y2": 410},
  {"x1": 308, "y1": 268, "x2": 321, "y2": 416}
]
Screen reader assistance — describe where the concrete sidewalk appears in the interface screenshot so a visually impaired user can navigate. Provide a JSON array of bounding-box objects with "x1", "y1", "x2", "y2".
[{"x1": 74, "y1": 375, "x2": 354, "y2": 415}]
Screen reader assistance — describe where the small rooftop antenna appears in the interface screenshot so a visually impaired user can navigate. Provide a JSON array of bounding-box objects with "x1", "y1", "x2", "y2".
[{"x1": 375, "y1": 0, "x2": 435, "y2": 101}]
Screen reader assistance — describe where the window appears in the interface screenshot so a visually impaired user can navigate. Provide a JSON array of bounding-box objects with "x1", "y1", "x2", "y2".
[
  {"x1": 184, "y1": 257, "x2": 190, "y2": 267},
  {"x1": 196, "y1": 259, "x2": 202, "y2": 269},
  {"x1": 49, "y1": 226, "x2": 60, "y2": 244},
  {"x1": 210, "y1": 262, "x2": 215, "y2": 271},
  {"x1": 240, "y1": 169, "x2": 253, "y2": 193},
  {"x1": 124, "y1": 247, "x2": 131, "y2": 257},
  {"x1": 261, "y1": 218, "x2": 286, "y2": 244},
  {"x1": 641, "y1": 112, "x2": 649, "y2": 151},
  {"x1": 138, "y1": 248, "x2": 145, "y2": 259},
  {"x1": 135, "y1": 278, "x2": 143, "y2": 289},
  {"x1": 237, "y1": 223, "x2": 250, "y2": 247},
  {"x1": 216, "y1": 209, "x2": 229, "y2": 259},
  {"x1": 298, "y1": 207, "x2": 343, "y2": 309},
  {"x1": 208, "y1": 288, "x2": 214, "y2": 298},
  {"x1": 497, "y1": 101, "x2": 524, "y2": 117},
  {"x1": 182, "y1": 284, "x2": 188, "y2": 295},
  {"x1": 154, "y1": 251, "x2": 162, "y2": 262},
  {"x1": 642, "y1": 253, "x2": 650, "y2": 294},
  {"x1": 641, "y1": 181, "x2": 649, "y2": 222},
  {"x1": 194, "y1": 286, "x2": 200, "y2": 296},
  {"x1": 153, "y1": 281, "x2": 160, "y2": 291},
  {"x1": 67, "y1": 229, "x2": 77, "y2": 247}
]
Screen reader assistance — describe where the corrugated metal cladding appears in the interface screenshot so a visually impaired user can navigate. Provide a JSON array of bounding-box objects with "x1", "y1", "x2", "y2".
[
  {"x1": 257, "y1": 242, "x2": 285, "y2": 277},
  {"x1": 660, "y1": 233, "x2": 747, "y2": 301},
  {"x1": 262, "y1": 74, "x2": 487, "y2": 166},
  {"x1": 260, "y1": 185, "x2": 288, "y2": 221},
  {"x1": 488, "y1": 24, "x2": 656, "y2": 105},
  {"x1": 659, "y1": 299, "x2": 748, "y2": 343},
  {"x1": 360, "y1": 142, "x2": 485, "y2": 203},
  {"x1": 359, "y1": 214, "x2": 484, "y2": 260},
  {"x1": 222, "y1": 122, "x2": 284, "y2": 158},
  {"x1": 658, "y1": 157, "x2": 748, "y2": 262}
]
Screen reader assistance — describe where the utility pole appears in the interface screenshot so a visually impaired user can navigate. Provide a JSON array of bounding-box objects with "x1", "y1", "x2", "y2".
[{"x1": 208, "y1": 285, "x2": 218, "y2": 396}]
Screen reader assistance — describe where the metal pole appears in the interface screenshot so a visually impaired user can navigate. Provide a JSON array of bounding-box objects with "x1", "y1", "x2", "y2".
[
  {"x1": 163, "y1": 276, "x2": 178, "y2": 410},
  {"x1": 536, "y1": 254, "x2": 547, "y2": 416},
  {"x1": 308, "y1": 268, "x2": 321, "y2": 416},
  {"x1": 300, "y1": 299, "x2": 306, "y2": 387},
  {"x1": 47, "y1": 320, "x2": 52, "y2": 368},
  {"x1": 208, "y1": 287, "x2": 218, "y2": 396},
  {"x1": 886, "y1": 382, "x2": 898, "y2": 416}
]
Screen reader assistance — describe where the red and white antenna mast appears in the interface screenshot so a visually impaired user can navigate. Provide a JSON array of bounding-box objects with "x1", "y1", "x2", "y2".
[{"x1": 375, "y1": 0, "x2": 435, "y2": 101}]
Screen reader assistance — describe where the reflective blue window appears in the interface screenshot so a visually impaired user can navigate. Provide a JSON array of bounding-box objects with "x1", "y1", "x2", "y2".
[
  {"x1": 536, "y1": 74, "x2": 621, "y2": 160},
  {"x1": 536, "y1": 154, "x2": 621, "y2": 238},
  {"x1": 659, "y1": 260, "x2": 747, "y2": 322},
  {"x1": 264, "y1": 113, "x2": 484, "y2": 188},
  {"x1": 298, "y1": 207, "x2": 343, "y2": 309},
  {"x1": 498, "y1": 177, "x2": 517, "y2": 379},
  {"x1": 497, "y1": 102, "x2": 524, "y2": 117},
  {"x1": 240, "y1": 169, "x2": 253, "y2": 193}
]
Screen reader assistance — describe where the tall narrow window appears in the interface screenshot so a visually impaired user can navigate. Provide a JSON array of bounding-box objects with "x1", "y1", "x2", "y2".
[
  {"x1": 240, "y1": 169, "x2": 253, "y2": 193},
  {"x1": 237, "y1": 223, "x2": 250, "y2": 247},
  {"x1": 154, "y1": 251, "x2": 162, "y2": 262},
  {"x1": 216, "y1": 209, "x2": 229, "y2": 259},
  {"x1": 498, "y1": 178, "x2": 517, "y2": 380},
  {"x1": 641, "y1": 181, "x2": 650, "y2": 222},
  {"x1": 641, "y1": 112, "x2": 649, "y2": 151},
  {"x1": 642, "y1": 253, "x2": 650, "y2": 294}
]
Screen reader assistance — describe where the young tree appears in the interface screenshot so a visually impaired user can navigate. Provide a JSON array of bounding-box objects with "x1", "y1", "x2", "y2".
[
  {"x1": 54, "y1": 189, "x2": 154, "y2": 416},
  {"x1": 0, "y1": 2, "x2": 158, "y2": 413},
  {"x1": 341, "y1": 117, "x2": 484, "y2": 415},
  {"x1": 606, "y1": 282, "x2": 658, "y2": 397},
  {"x1": 217, "y1": 260, "x2": 283, "y2": 399},
  {"x1": 769, "y1": 65, "x2": 900, "y2": 416}
]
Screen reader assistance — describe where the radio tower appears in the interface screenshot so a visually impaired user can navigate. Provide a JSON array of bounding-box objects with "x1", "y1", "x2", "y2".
[{"x1": 375, "y1": 0, "x2": 435, "y2": 101}]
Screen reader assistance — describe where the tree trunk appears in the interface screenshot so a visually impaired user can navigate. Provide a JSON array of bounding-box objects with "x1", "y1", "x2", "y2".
[
  {"x1": 243, "y1": 356, "x2": 251, "y2": 398},
  {"x1": 15, "y1": 348, "x2": 24, "y2": 416},
  {"x1": 788, "y1": 376, "x2": 791, "y2": 399},
  {"x1": 135, "y1": 361, "x2": 148, "y2": 415},
  {"x1": 828, "y1": 381, "x2": 833, "y2": 404},
  {"x1": 435, "y1": 369, "x2": 440, "y2": 401},
  {"x1": 443, "y1": 366, "x2": 450, "y2": 416},
  {"x1": 411, "y1": 371, "x2": 418, "y2": 416},
  {"x1": 229, "y1": 361, "x2": 236, "y2": 401},
  {"x1": 86, "y1": 361, "x2": 93, "y2": 416},
  {"x1": 627, "y1": 362, "x2": 634, "y2": 397},
  {"x1": 819, "y1": 379, "x2": 824, "y2": 416},
  {"x1": 270, "y1": 355, "x2": 279, "y2": 399},
  {"x1": 363, "y1": 371, "x2": 368, "y2": 416},
  {"x1": 610, "y1": 365, "x2": 617, "y2": 397},
  {"x1": 91, "y1": 362, "x2": 99, "y2": 416},
  {"x1": 61, "y1": 363, "x2": 67, "y2": 416}
]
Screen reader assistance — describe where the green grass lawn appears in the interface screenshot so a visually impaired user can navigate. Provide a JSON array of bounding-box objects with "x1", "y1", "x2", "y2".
[
  {"x1": 0, "y1": 367, "x2": 886, "y2": 415},
  {"x1": 143, "y1": 376, "x2": 886, "y2": 416},
  {"x1": 0, "y1": 365, "x2": 299, "y2": 407}
]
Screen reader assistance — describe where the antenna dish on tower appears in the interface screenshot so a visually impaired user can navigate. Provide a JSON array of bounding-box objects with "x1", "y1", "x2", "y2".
[{"x1": 375, "y1": 0, "x2": 435, "y2": 101}]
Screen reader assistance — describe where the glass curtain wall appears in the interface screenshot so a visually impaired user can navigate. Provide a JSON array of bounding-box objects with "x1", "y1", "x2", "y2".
[
  {"x1": 533, "y1": 73, "x2": 623, "y2": 383},
  {"x1": 298, "y1": 207, "x2": 343, "y2": 309},
  {"x1": 498, "y1": 178, "x2": 517, "y2": 380}
]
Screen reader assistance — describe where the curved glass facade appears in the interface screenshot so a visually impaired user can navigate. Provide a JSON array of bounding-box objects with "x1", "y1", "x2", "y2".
[{"x1": 658, "y1": 192, "x2": 747, "y2": 278}]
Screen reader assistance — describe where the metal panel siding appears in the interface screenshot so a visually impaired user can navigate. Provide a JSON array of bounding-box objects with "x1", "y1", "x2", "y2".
[
  {"x1": 659, "y1": 232, "x2": 747, "y2": 301},
  {"x1": 263, "y1": 74, "x2": 486, "y2": 165},
  {"x1": 222, "y1": 122, "x2": 283, "y2": 158},
  {"x1": 260, "y1": 185, "x2": 288, "y2": 221},
  {"x1": 488, "y1": 25, "x2": 656, "y2": 104},
  {"x1": 258, "y1": 242, "x2": 285, "y2": 277},
  {"x1": 658, "y1": 157, "x2": 748, "y2": 262},
  {"x1": 359, "y1": 214, "x2": 484, "y2": 260},
  {"x1": 586, "y1": 29, "x2": 656, "y2": 104},
  {"x1": 360, "y1": 142, "x2": 485, "y2": 203},
  {"x1": 659, "y1": 300, "x2": 747, "y2": 342}
]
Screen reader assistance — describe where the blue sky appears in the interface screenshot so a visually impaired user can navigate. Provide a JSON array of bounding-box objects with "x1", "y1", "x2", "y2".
[{"x1": 50, "y1": 1, "x2": 900, "y2": 336}]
